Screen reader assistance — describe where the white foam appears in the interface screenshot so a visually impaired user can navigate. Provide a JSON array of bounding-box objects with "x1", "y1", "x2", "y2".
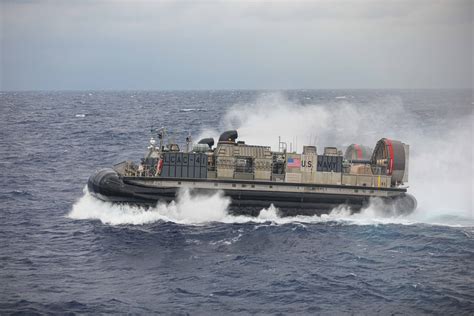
[
  {"x1": 68, "y1": 187, "x2": 232, "y2": 225},
  {"x1": 68, "y1": 188, "x2": 473, "y2": 227}
]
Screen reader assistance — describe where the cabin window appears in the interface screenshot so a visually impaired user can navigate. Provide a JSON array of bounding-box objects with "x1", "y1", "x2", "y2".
[
  {"x1": 214, "y1": 183, "x2": 218, "y2": 187},
  {"x1": 178, "y1": 181, "x2": 181, "y2": 185},
  {"x1": 232, "y1": 184, "x2": 236, "y2": 187},
  {"x1": 242, "y1": 184, "x2": 247, "y2": 188},
  {"x1": 269, "y1": 185, "x2": 273, "y2": 188},
  {"x1": 355, "y1": 189, "x2": 358, "y2": 193},
  {"x1": 251, "y1": 184, "x2": 255, "y2": 188}
]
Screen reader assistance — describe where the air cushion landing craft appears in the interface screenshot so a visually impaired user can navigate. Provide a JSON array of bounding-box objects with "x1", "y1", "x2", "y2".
[{"x1": 88, "y1": 130, "x2": 417, "y2": 216}]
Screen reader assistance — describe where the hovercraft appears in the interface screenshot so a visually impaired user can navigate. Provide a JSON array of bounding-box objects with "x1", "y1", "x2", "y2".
[{"x1": 88, "y1": 129, "x2": 416, "y2": 216}]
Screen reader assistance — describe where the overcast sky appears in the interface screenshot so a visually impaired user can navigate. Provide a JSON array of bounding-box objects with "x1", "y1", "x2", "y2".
[{"x1": 1, "y1": 0, "x2": 472, "y2": 90}]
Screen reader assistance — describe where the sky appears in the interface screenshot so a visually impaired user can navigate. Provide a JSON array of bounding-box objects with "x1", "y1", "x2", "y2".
[{"x1": 1, "y1": 0, "x2": 472, "y2": 90}]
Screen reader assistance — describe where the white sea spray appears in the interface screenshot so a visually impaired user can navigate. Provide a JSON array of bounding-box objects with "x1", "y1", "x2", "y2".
[{"x1": 70, "y1": 92, "x2": 473, "y2": 227}]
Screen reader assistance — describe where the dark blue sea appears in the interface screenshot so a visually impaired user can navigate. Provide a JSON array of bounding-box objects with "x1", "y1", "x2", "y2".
[{"x1": 1, "y1": 90, "x2": 473, "y2": 315}]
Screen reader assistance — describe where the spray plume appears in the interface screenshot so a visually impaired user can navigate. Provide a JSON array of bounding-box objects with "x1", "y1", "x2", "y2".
[{"x1": 70, "y1": 92, "x2": 473, "y2": 226}]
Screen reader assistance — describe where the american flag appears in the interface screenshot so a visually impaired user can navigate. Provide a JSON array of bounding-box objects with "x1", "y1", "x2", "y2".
[{"x1": 287, "y1": 157, "x2": 301, "y2": 168}]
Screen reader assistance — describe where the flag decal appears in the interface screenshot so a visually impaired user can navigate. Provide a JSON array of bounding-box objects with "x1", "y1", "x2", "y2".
[{"x1": 287, "y1": 157, "x2": 301, "y2": 168}]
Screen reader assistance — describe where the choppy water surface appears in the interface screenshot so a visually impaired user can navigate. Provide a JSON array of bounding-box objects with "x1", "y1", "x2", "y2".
[{"x1": 1, "y1": 90, "x2": 473, "y2": 314}]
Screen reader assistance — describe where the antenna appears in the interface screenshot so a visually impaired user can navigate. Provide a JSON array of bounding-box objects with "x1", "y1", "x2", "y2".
[
  {"x1": 157, "y1": 127, "x2": 165, "y2": 151},
  {"x1": 168, "y1": 128, "x2": 176, "y2": 146},
  {"x1": 278, "y1": 136, "x2": 287, "y2": 153},
  {"x1": 186, "y1": 132, "x2": 192, "y2": 153},
  {"x1": 148, "y1": 126, "x2": 156, "y2": 150}
]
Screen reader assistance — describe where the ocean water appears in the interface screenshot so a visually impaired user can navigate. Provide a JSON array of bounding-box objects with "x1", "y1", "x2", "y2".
[{"x1": 0, "y1": 89, "x2": 473, "y2": 314}]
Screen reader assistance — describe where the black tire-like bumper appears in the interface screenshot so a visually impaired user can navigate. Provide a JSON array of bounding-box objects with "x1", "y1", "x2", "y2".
[{"x1": 88, "y1": 168, "x2": 159, "y2": 204}]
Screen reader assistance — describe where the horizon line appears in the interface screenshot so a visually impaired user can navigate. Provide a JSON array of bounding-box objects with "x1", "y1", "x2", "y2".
[{"x1": 1, "y1": 87, "x2": 472, "y2": 93}]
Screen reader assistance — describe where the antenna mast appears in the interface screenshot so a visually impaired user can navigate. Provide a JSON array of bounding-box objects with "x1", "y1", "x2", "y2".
[
  {"x1": 186, "y1": 133, "x2": 192, "y2": 153},
  {"x1": 158, "y1": 127, "x2": 165, "y2": 152},
  {"x1": 278, "y1": 136, "x2": 287, "y2": 153}
]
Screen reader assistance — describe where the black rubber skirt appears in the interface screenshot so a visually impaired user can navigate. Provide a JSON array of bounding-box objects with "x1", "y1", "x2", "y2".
[{"x1": 88, "y1": 168, "x2": 417, "y2": 216}]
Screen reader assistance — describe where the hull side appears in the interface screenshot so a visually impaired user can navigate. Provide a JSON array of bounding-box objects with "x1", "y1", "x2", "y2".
[{"x1": 88, "y1": 169, "x2": 416, "y2": 216}]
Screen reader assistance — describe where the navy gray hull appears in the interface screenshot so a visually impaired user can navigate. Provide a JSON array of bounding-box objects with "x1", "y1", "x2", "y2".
[{"x1": 88, "y1": 169, "x2": 417, "y2": 216}]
